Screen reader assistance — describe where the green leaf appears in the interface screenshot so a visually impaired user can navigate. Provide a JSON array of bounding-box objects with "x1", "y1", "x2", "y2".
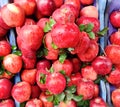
[
  {"x1": 66, "y1": 93, "x2": 74, "y2": 101},
  {"x1": 77, "y1": 100, "x2": 90, "y2": 107},
  {"x1": 66, "y1": 76, "x2": 71, "y2": 84},
  {"x1": 55, "y1": 92, "x2": 65, "y2": 102},
  {"x1": 53, "y1": 96, "x2": 60, "y2": 105},
  {"x1": 0, "y1": 64, "x2": 5, "y2": 75},
  {"x1": 79, "y1": 24, "x2": 85, "y2": 31},
  {"x1": 13, "y1": 51, "x2": 22, "y2": 56},
  {"x1": 88, "y1": 31, "x2": 95, "y2": 39},
  {"x1": 65, "y1": 85, "x2": 76, "y2": 94},
  {"x1": 5, "y1": 71, "x2": 13, "y2": 76},
  {"x1": 44, "y1": 18, "x2": 56, "y2": 33},
  {"x1": 49, "y1": 18, "x2": 56, "y2": 27},
  {"x1": 59, "y1": 53, "x2": 67, "y2": 64},
  {"x1": 40, "y1": 73, "x2": 46, "y2": 84},
  {"x1": 0, "y1": 56, "x2": 4, "y2": 61},
  {"x1": 47, "y1": 95, "x2": 54, "y2": 102},
  {"x1": 20, "y1": 102, "x2": 26, "y2": 107},
  {"x1": 51, "y1": 42, "x2": 58, "y2": 49},
  {"x1": 85, "y1": 23, "x2": 94, "y2": 33},
  {"x1": 43, "y1": 48, "x2": 48, "y2": 56},
  {"x1": 36, "y1": 50, "x2": 44, "y2": 58},
  {"x1": 49, "y1": 66, "x2": 54, "y2": 73},
  {"x1": 67, "y1": 48, "x2": 74, "y2": 52},
  {"x1": 94, "y1": 75, "x2": 107, "y2": 84},
  {"x1": 60, "y1": 70, "x2": 65, "y2": 75},
  {"x1": 97, "y1": 27, "x2": 108, "y2": 37},
  {"x1": 72, "y1": 95, "x2": 83, "y2": 102},
  {"x1": 12, "y1": 45, "x2": 17, "y2": 50}
]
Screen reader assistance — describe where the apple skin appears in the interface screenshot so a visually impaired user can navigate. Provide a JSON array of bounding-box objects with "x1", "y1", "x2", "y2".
[
  {"x1": 11, "y1": 81, "x2": 31, "y2": 103},
  {"x1": 1, "y1": 3, "x2": 25, "y2": 27},
  {"x1": 59, "y1": 100, "x2": 76, "y2": 107},
  {"x1": 0, "y1": 99, "x2": 15, "y2": 107},
  {"x1": 80, "y1": 0, "x2": 94, "y2": 5},
  {"x1": 25, "y1": 98, "x2": 43, "y2": 107},
  {"x1": 112, "y1": 88, "x2": 120, "y2": 107},
  {"x1": 31, "y1": 85, "x2": 41, "y2": 98},
  {"x1": 3, "y1": 54, "x2": 22, "y2": 74},
  {"x1": 0, "y1": 26, "x2": 7, "y2": 38},
  {"x1": 110, "y1": 10, "x2": 120, "y2": 28},
  {"x1": 0, "y1": 78, "x2": 13, "y2": 99},
  {"x1": 14, "y1": 0, "x2": 36, "y2": 16},
  {"x1": 0, "y1": 40, "x2": 11, "y2": 56},
  {"x1": 90, "y1": 97, "x2": 107, "y2": 107},
  {"x1": 80, "y1": 6, "x2": 98, "y2": 19},
  {"x1": 37, "y1": 0, "x2": 56, "y2": 16},
  {"x1": 53, "y1": 0, "x2": 64, "y2": 8}
]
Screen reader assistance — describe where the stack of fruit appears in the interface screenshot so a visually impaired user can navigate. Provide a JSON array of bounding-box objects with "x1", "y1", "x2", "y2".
[{"x1": 0, "y1": 0, "x2": 118, "y2": 107}]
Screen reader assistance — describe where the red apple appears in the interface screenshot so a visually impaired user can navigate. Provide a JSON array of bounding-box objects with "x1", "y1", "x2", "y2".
[
  {"x1": 0, "y1": 78, "x2": 13, "y2": 99},
  {"x1": 31, "y1": 85, "x2": 41, "y2": 98},
  {"x1": 1, "y1": 3, "x2": 25, "y2": 27},
  {"x1": 80, "y1": 6, "x2": 98, "y2": 19},
  {"x1": 80, "y1": 0, "x2": 94, "y2": 5},
  {"x1": 92, "y1": 56, "x2": 112, "y2": 75},
  {"x1": 112, "y1": 88, "x2": 120, "y2": 107},
  {"x1": 52, "y1": 59, "x2": 73, "y2": 76},
  {"x1": 21, "y1": 69, "x2": 37, "y2": 85},
  {"x1": 14, "y1": 0, "x2": 36, "y2": 16},
  {"x1": 59, "y1": 100, "x2": 76, "y2": 107},
  {"x1": 0, "y1": 40, "x2": 11, "y2": 56},
  {"x1": 110, "y1": 31, "x2": 120, "y2": 45},
  {"x1": 3, "y1": 54, "x2": 22, "y2": 74},
  {"x1": 0, "y1": 99, "x2": 15, "y2": 107},
  {"x1": 37, "y1": 0, "x2": 56, "y2": 16},
  {"x1": 0, "y1": 26, "x2": 7, "y2": 37},
  {"x1": 110, "y1": 10, "x2": 120, "y2": 28},
  {"x1": 11, "y1": 81, "x2": 31, "y2": 103},
  {"x1": 77, "y1": 79, "x2": 95, "y2": 100},
  {"x1": 81, "y1": 66, "x2": 97, "y2": 81},
  {"x1": 90, "y1": 97, "x2": 107, "y2": 107},
  {"x1": 25, "y1": 98, "x2": 43, "y2": 107},
  {"x1": 53, "y1": 0, "x2": 64, "y2": 8}
]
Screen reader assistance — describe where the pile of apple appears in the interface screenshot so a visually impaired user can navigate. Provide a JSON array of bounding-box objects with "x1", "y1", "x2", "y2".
[{"x1": 0, "y1": 0, "x2": 116, "y2": 107}]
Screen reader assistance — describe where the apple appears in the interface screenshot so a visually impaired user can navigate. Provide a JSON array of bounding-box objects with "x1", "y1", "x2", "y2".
[
  {"x1": 11, "y1": 81, "x2": 31, "y2": 103},
  {"x1": 37, "y1": 0, "x2": 56, "y2": 16},
  {"x1": 0, "y1": 99, "x2": 15, "y2": 107},
  {"x1": 53, "y1": 0, "x2": 64, "y2": 8},
  {"x1": 110, "y1": 31, "x2": 120, "y2": 45},
  {"x1": 3, "y1": 54, "x2": 22, "y2": 74},
  {"x1": 80, "y1": 0, "x2": 94, "y2": 5},
  {"x1": 14, "y1": 0, "x2": 36, "y2": 16},
  {"x1": 21, "y1": 69, "x2": 37, "y2": 85},
  {"x1": 0, "y1": 40, "x2": 11, "y2": 56},
  {"x1": 1, "y1": 3, "x2": 25, "y2": 27},
  {"x1": 80, "y1": 6, "x2": 98, "y2": 19},
  {"x1": 0, "y1": 78, "x2": 13, "y2": 99},
  {"x1": 25, "y1": 98, "x2": 43, "y2": 107},
  {"x1": 90, "y1": 97, "x2": 107, "y2": 107},
  {"x1": 59, "y1": 100, "x2": 76, "y2": 107},
  {"x1": 0, "y1": 26, "x2": 7, "y2": 37},
  {"x1": 31, "y1": 85, "x2": 41, "y2": 98},
  {"x1": 110, "y1": 10, "x2": 120, "y2": 28}
]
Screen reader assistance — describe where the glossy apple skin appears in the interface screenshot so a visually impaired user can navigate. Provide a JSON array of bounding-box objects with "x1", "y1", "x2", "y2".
[
  {"x1": 52, "y1": 59, "x2": 73, "y2": 76},
  {"x1": 90, "y1": 97, "x2": 107, "y2": 107},
  {"x1": 92, "y1": 56, "x2": 112, "y2": 75},
  {"x1": 81, "y1": 66, "x2": 97, "y2": 81},
  {"x1": 0, "y1": 99, "x2": 15, "y2": 107},
  {"x1": 0, "y1": 78, "x2": 13, "y2": 99},
  {"x1": 25, "y1": 98, "x2": 43, "y2": 107},
  {"x1": 80, "y1": 0, "x2": 94, "y2": 5},
  {"x1": 3, "y1": 54, "x2": 22, "y2": 74},
  {"x1": 110, "y1": 31, "x2": 120, "y2": 45},
  {"x1": 21, "y1": 69, "x2": 37, "y2": 85},
  {"x1": 11, "y1": 81, "x2": 31, "y2": 103},
  {"x1": 105, "y1": 45, "x2": 120, "y2": 64},
  {"x1": 14, "y1": 0, "x2": 36, "y2": 16},
  {"x1": 112, "y1": 88, "x2": 120, "y2": 107},
  {"x1": 77, "y1": 79, "x2": 95, "y2": 100},
  {"x1": 37, "y1": 0, "x2": 56, "y2": 16},
  {"x1": 46, "y1": 72, "x2": 66, "y2": 94},
  {"x1": 1, "y1": 3, "x2": 25, "y2": 27},
  {"x1": 0, "y1": 40, "x2": 11, "y2": 56},
  {"x1": 110, "y1": 10, "x2": 120, "y2": 28},
  {"x1": 80, "y1": 6, "x2": 98, "y2": 19}
]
